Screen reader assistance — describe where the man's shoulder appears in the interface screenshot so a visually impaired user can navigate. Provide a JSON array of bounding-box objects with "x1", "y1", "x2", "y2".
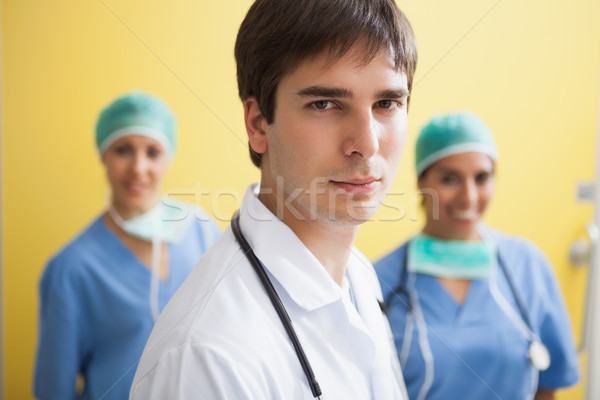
[
  {"x1": 151, "y1": 228, "x2": 248, "y2": 325},
  {"x1": 134, "y1": 227, "x2": 269, "y2": 376}
]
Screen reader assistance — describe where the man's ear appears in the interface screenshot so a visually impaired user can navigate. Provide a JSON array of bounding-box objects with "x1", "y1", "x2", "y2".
[{"x1": 243, "y1": 96, "x2": 268, "y2": 155}]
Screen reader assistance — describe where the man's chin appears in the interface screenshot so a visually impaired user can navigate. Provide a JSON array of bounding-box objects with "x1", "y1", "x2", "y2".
[{"x1": 325, "y1": 208, "x2": 378, "y2": 226}]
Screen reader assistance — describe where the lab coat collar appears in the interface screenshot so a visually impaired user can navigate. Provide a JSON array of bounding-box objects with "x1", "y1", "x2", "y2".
[
  {"x1": 238, "y1": 183, "x2": 351, "y2": 311},
  {"x1": 237, "y1": 184, "x2": 406, "y2": 396},
  {"x1": 346, "y1": 254, "x2": 408, "y2": 398}
]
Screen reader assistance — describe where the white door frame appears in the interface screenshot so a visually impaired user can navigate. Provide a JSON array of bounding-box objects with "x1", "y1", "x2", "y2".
[
  {"x1": 0, "y1": 7, "x2": 4, "y2": 398},
  {"x1": 584, "y1": 74, "x2": 600, "y2": 400}
]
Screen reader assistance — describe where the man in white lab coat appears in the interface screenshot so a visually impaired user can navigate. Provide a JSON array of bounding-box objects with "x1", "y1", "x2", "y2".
[{"x1": 130, "y1": 0, "x2": 418, "y2": 398}]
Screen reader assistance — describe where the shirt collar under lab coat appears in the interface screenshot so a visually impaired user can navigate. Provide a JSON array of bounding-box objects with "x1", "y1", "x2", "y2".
[
  {"x1": 237, "y1": 183, "x2": 407, "y2": 398},
  {"x1": 238, "y1": 182, "x2": 362, "y2": 312}
]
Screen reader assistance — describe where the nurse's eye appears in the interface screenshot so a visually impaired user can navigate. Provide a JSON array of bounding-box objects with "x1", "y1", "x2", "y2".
[
  {"x1": 441, "y1": 174, "x2": 460, "y2": 185},
  {"x1": 113, "y1": 144, "x2": 133, "y2": 156},
  {"x1": 147, "y1": 146, "x2": 163, "y2": 159},
  {"x1": 476, "y1": 172, "x2": 491, "y2": 185},
  {"x1": 309, "y1": 100, "x2": 335, "y2": 111}
]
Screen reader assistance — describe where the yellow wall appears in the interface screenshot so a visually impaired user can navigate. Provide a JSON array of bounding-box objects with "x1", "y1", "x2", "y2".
[{"x1": 2, "y1": 0, "x2": 599, "y2": 398}]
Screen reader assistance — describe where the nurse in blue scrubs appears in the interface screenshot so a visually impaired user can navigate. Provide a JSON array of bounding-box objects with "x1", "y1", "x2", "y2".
[
  {"x1": 376, "y1": 111, "x2": 579, "y2": 400},
  {"x1": 33, "y1": 91, "x2": 221, "y2": 400}
]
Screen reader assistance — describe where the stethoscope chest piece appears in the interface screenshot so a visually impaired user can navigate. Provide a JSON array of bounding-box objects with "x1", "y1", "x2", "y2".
[{"x1": 528, "y1": 340, "x2": 551, "y2": 371}]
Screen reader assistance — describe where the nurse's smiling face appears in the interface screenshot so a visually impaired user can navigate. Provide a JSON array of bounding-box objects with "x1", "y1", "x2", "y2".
[
  {"x1": 102, "y1": 135, "x2": 168, "y2": 219},
  {"x1": 245, "y1": 45, "x2": 409, "y2": 227},
  {"x1": 419, "y1": 152, "x2": 495, "y2": 241}
]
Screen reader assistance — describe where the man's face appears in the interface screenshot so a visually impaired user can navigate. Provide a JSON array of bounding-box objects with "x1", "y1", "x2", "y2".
[{"x1": 255, "y1": 46, "x2": 409, "y2": 226}]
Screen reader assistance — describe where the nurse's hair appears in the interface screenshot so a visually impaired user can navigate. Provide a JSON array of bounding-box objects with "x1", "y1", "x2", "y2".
[{"x1": 234, "y1": 0, "x2": 418, "y2": 168}]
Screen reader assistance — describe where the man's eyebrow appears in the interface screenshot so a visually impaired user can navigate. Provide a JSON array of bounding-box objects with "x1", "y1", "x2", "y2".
[
  {"x1": 376, "y1": 88, "x2": 410, "y2": 99},
  {"x1": 296, "y1": 86, "x2": 353, "y2": 98}
]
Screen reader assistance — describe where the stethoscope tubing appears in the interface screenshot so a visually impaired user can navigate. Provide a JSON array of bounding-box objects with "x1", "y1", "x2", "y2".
[
  {"x1": 231, "y1": 212, "x2": 323, "y2": 399},
  {"x1": 386, "y1": 238, "x2": 543, "y2": 399},
  {"x1": 387, "y1": 241, "x2": 535, "y2": 340},
  {"x1": 496, "y1": 252, "x2": 533, "y2": 332}
]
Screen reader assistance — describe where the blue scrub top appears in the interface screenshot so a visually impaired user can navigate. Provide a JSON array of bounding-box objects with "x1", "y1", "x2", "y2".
[
  {"x1": 375, "y1": 229, "x2": 579, "y2": 400},
  {"x1": 34, "y1": 213, "x2": 221, "y2": 400}
]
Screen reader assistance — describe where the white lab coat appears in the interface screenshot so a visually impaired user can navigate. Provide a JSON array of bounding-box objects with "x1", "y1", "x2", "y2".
[{"x1": 130, "y1": 183, "x2": 407, "y2": 400}]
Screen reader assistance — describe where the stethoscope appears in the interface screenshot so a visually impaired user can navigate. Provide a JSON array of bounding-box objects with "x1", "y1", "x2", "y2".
[
  {"x1": 231, "y1": 212, "x2": 323, "y2": 399},
  {"x1": 384, "y1": 237, "x2": 551, "y2": 400}
]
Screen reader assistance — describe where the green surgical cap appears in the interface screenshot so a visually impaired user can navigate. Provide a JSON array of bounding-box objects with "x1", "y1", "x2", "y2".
[
  {"x1": 96, "y1": 90, "x2": 177, "y2": 160},
  {"x1": 415, "y1": 111, "x2": 498, "y2": 176}
]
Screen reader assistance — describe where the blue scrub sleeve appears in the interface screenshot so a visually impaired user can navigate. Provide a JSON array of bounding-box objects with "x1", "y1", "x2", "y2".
[
  {"x1": 34, "y1": 258, "x2": 90, "y2": 400},
  {"x1": 536, "y1": 254, "x2": 580, "y2": 389}
]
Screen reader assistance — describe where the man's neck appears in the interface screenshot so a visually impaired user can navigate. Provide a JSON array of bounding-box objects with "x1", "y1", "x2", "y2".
[{"x1": 258, "y1": 191, "x2": 359, "y2": 287}]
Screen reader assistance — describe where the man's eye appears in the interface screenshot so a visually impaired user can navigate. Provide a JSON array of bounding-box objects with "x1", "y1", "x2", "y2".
[
  {"x1": 377, "y1": 100, "x2": 400, "y2": 110},
  {"x1": 311, "y1": 100, "x2": 334, "y2": 110}
]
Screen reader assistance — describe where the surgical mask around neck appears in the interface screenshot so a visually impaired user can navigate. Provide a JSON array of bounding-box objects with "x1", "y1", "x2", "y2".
[
  {"x1": 408, "y1": 233, "x2": 495, "y2": 280},
  {"x1": 108, "y1": 197, "x2": 193, "y2": 243}
]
